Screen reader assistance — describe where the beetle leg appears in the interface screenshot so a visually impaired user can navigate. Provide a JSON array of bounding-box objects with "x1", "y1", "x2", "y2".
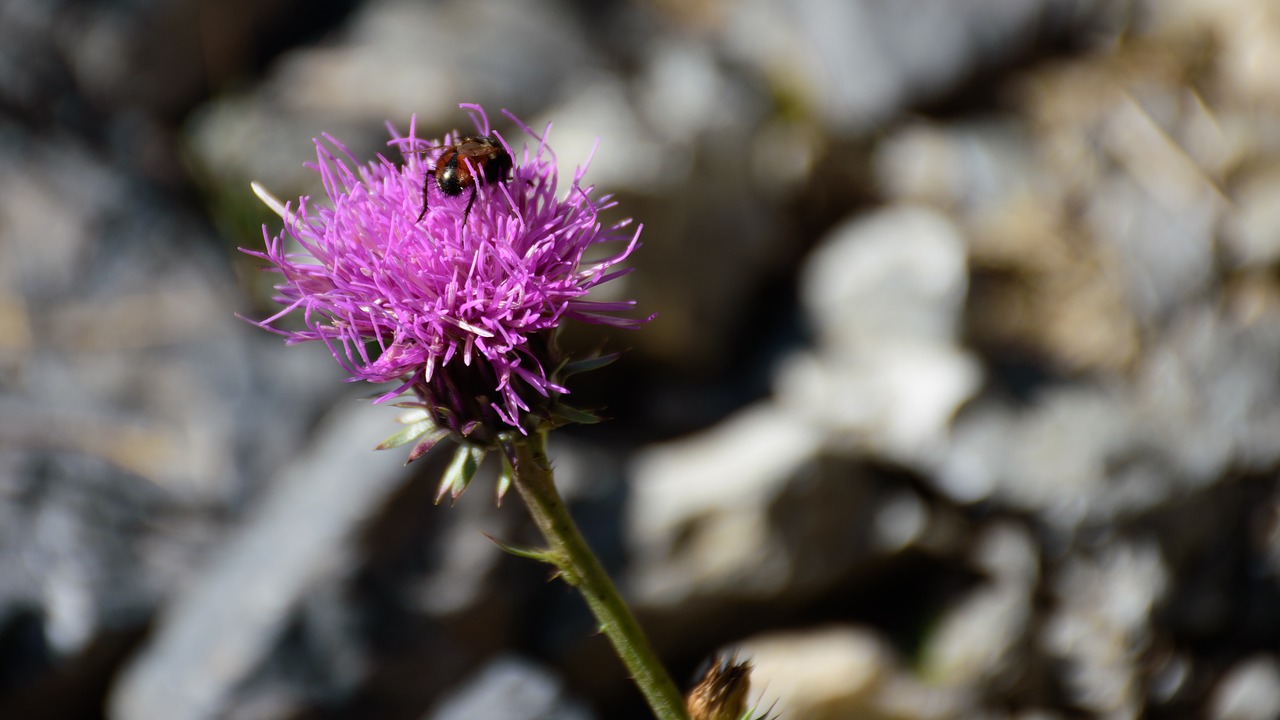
[
  {"x1": 416, "y1": 175, "x2": 430, "y2": 222},
  {"x1": 461, "y1": 185, "x2": 478, "y2": 225}
]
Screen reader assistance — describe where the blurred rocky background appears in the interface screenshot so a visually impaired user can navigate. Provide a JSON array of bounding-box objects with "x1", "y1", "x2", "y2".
[{"x1": 3, "y1": 0, "x2": 1280, "y2": 718}]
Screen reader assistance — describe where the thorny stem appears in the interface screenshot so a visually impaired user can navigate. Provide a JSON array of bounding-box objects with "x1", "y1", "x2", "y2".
[{"x1": 504, "y1": 432, "x2": 689, "y2": 720}]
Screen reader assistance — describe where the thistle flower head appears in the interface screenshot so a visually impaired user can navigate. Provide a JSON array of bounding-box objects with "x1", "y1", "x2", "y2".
[{"x1": 245, "y1": 104, "x2": 648, "y2": 461}]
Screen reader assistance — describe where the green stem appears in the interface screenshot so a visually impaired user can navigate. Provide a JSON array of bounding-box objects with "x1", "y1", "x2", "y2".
[{"x1": 505, "y1": 433, "x2": 689, "y2": 720}]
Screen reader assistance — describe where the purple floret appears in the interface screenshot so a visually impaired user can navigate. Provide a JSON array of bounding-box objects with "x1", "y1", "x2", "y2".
[{"x1": 245, "y1": 104, "x2": 648, "y2": 432}]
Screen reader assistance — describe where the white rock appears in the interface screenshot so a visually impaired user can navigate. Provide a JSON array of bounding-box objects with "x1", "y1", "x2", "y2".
[
  {"x1": 776, "y1": 343, "x2": 980, "y2": 465},
  {"x1": 782, "y1": 206, "x2": 981, "y2": 465},
  {"x1": 636, "y1": 38, "x2": 749, "y2": 143},
  {"x1": 1209, "y1": 656, "x2": 1280, "y2": 720},
  {"x1": 531, "y1": 79, "x2": 678, "y2": 194},
  {"x1": 429, "y1": 655, "x2": 593, "y2": 720},
  {"x1": 742, "y1": 625, "x2": 965, "y2": 720},
  {"x1": 800, "y1": 206, "x2": 969, "y2": 349},
  {"x1": 626, "y1": 402, "x2": 823, "y2": 605},
  {"x1": 742, "y1": 626, "x2": 892, "y2": 718}
]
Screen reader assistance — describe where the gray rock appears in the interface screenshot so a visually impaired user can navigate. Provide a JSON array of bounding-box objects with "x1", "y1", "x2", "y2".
[
  {"x1": 188, "y1": 0, "x2": 603, "y2": 199},
  {"x1": 0, "y1": 120, "x2": 339, "y2": 682},
  {"x1": 108, "y1": 400, "x2": 410, "y2": 720},
  {"x1": 1223, "y1": 163, "x2": 1280, "y2": 268},
  {"x1": 937, "y1": 307, "x2": 1280, "y2": 523},
  {"x1": 721, "y1": 0, "x2": 1085, "y2": 134},
  {"x1": 1042, "y1": 543, "x2": 1168, "y2": 718},
  {"x1": 919, "y1": 524, "x2": 1038, "y2": 688},
  {"x1": 1084, "y1": 170, "x2": 1217, "y2": 323},
  {"x1": 874, "y1": 121, "x2": 1040, "y2": 213}
]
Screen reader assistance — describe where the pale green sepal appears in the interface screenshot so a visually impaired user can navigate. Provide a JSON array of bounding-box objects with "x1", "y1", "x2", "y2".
[
  {"x1": 495, "y1": 457, "x2": 514, "y2": 507},
  {"x1": 435, "y1": 444, "x2": 484, "y2": 504},
  {"x1": 406, "y1": 428, "x2": 452, "y2": 464},
  {"x1": 375, "y1": 419, "x2": 436, "y2": 450}
]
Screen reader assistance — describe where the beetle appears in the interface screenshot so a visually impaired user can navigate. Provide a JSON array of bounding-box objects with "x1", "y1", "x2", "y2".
[{"x1": 417, "y1": 134, "x2": 513, "y2": 225}]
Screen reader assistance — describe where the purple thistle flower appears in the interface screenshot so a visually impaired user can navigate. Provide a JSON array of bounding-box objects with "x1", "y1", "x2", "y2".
[{"x1": 245, "y1": 104, "x2": 649, "y2": 449}]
